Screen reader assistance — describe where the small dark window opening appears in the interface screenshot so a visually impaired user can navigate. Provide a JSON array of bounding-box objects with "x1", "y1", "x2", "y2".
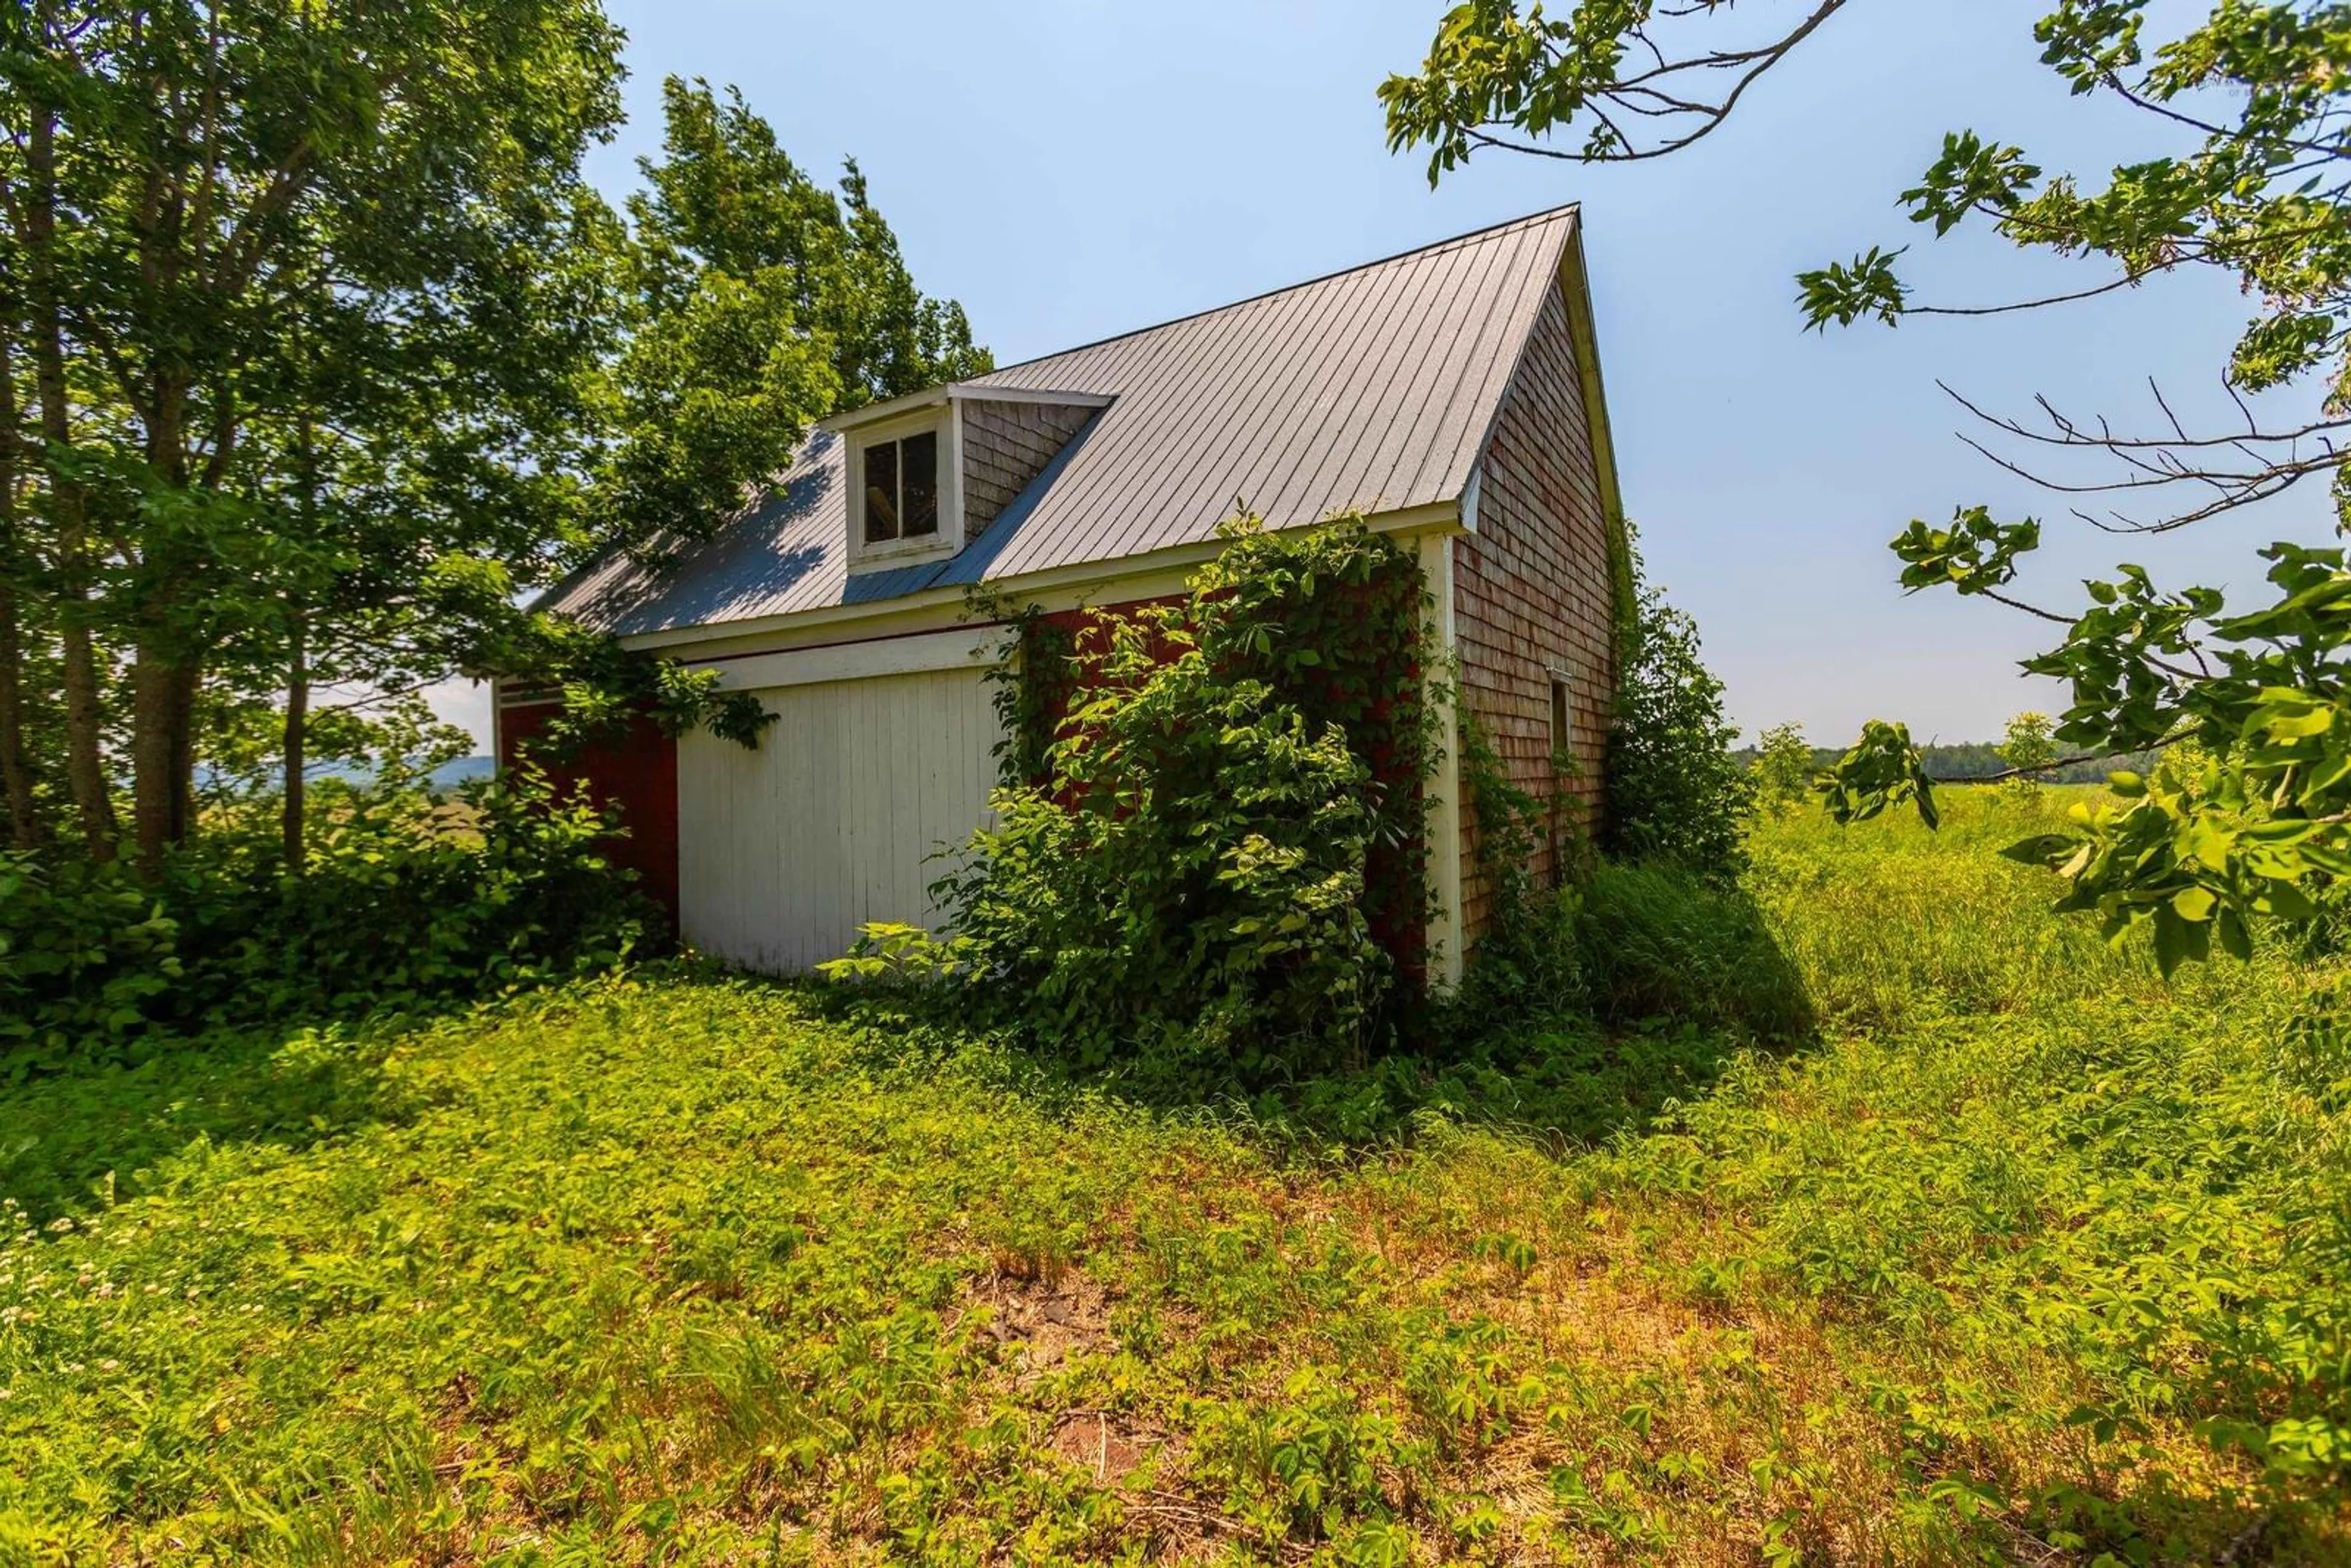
[{"x1": 861, "y1": 429, "x2": 940, "y2": 544}]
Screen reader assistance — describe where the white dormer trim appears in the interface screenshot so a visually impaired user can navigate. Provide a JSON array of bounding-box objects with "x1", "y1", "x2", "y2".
[
  {"x1": 820, "y1": 381, "x2": 1114, "y2": 438},
  {"x1": 836, "y1": 385, "x2": 1117, "y2": 576},
  {"x1": 845, "y1": 402, "x2": 964, "y2": 576}
]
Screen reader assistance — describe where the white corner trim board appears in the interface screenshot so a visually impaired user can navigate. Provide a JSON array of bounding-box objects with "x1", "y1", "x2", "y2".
[
  {"x1": 687, "y1": 624, "x2": 1017, "y2": 694},
  {"x1": 1418, "y1": 529, "x2": 1466, "y2": 991}
]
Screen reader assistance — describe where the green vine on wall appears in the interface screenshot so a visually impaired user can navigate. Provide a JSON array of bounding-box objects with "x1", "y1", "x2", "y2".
[
  {"x1": 1451, "y1": 699, "x2": 1585, "y2": 1011},
  {"x1": 845, "y1": 517, "x2": 1443, "y2": 1076},
  {"x1": 495, "y1": 617, "x2": 777, "y2": 762}
]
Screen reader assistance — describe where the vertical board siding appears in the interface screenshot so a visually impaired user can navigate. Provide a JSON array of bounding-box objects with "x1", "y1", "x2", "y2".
[
  {"x1": 677, "y1": 667, "x2": 1004, "y2": 973},
  {"x1": 1454, "y1": 277, "x2": 1619, "y2": 944}
]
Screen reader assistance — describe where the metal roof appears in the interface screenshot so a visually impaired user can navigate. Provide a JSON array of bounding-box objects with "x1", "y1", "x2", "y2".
[{"x1": 547, "y1": 204, "x2": 1580, "y2": 637}]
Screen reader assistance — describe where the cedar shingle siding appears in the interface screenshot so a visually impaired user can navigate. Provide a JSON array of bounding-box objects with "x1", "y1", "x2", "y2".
[
  {"x1": 962, "y1": 399, "x2": 1098, "y2": 542},
  {"x1": 1455, "y1": 277, "x2": 1617, "y2": 943}
]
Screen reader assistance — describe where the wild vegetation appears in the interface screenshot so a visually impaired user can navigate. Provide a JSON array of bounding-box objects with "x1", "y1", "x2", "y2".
[
  {"x1": 4, "y1": 790, "x2": 2344, "y2": 1564},
  {"x1": 5, "y1": 5, "x2": 2345, "y2": 1562},
  {"x1": 838, "y1": 519, "x2": 1439, "y2": 1084}
]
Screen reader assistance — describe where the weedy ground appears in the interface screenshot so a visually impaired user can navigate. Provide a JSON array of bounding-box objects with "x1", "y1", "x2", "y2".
[{"x1": 2, "y1": 792, "x2": 2345, "y2": 1565}]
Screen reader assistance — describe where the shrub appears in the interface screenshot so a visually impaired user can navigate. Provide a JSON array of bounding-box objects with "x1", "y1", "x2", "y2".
[
  {"x1": 1998, "y1": 709, "x2": 2057, "y2": 803},
  {"x1": 1752, "y1": 721, "x2": 1815, "y2": 817},
  {"x1": 841, "y1": 519, "x2": 1436, "y2": 1088},
  {"x1": 941, "y1": 661, "x2": 1387, "y2": 1081},
  {"x1": 0, "y1": 857, "x2": 184, "y2": 1067},
  {"x1": 206, "y1": 768, "x2": 649, "y2": 1022},
  {"x1": 1602, "y1": 538, "x2": 1753, "y2": 881},
  {"x1": 0, "y1": 770, "x2": 647, "y2": 1078}
]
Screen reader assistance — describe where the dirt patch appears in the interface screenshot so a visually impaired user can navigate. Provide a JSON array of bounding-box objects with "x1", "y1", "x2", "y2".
[
  {"x1": 1048, "y1": 1408, "x2": 1155, "y2": 1485},
  {"x1": 958, "y1": 1267, "x2": 1118, "y2": 1373}
]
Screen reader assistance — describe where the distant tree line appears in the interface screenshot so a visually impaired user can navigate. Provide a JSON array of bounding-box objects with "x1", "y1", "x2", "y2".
[{"x1": 1736, "y1": 739, "x2": 2159, "y2": 786}]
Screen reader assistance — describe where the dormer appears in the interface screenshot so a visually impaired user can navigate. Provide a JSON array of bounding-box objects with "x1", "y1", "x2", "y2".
[{"x1": 823, "y1": 384, "x2": 1111, "y2": 575}]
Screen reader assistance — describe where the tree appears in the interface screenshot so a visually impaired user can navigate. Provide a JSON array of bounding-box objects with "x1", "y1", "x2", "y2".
[
  {"x1": 1383, "y1": 1, "x2": 2351, "y2": 967},
  {"x1": 0, "y1": 20, "x2": 987, "y2": 878},
  {"x1": 1603, "y1": 538, "x2": 1753, "y2": 880},
  {"x1": 1752, "y1": 722, "x2": 1814, "y2": 817},
  {"x1": 1, "y1": 0, "x2": 625, "y2": 871},
  {"x1": 588, "y1": 78, "x2": 991, "y2": 564},
  {"x1": 1999, "y1": 710, "x2": 2058, "y2": 803}
]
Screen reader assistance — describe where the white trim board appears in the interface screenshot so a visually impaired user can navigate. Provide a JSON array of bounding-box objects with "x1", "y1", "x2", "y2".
[
  {"x1": 686, "y1": 625, "x2": 1016, "y2": 694},
  {"x1": 1418, "y1": 530, "x2": 1465, "y2": 992}
]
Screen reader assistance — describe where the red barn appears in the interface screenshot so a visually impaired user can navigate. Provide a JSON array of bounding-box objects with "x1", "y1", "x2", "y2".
[{"x1": 503, "y1": 206, "x2": 1625, "y2": 988}]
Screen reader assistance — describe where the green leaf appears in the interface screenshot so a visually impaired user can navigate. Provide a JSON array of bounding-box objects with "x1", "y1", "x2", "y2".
[
  {"x1": 2217, "y1": 908, "x2": 2253, "y2": 962},
  {"x1": 2151, "y1": 906, "x2": 2189, "y2": 978}
]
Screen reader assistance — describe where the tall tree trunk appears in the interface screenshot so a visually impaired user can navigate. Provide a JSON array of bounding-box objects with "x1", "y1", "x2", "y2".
[
  {"x1": 129, "y1": 648, "x2": 175, "y2": 874},
  {"x1": 24, "y1": 99, "x2": 116, "y2": 858},
  {"x1": 282, "y1": 610, "x2": 307, "y2": 873},
  {"x1": 0, "y1": 585, "x2": 39, "y2": 852},
  {"x1": 131, "y1": 356, "x2": 199, "y2": 874},
  {"x1": 168, "y1": 658, "x2": 198, "y2": 844},
  {"x1": 129, "y1": 641, "x2": 200, "y2": 875},
  {"x1": 0, "y1": 325, "x2": 46, "y2": 850},
  {"x1": 282, "y1": 405, "x2": 317, "y2": 873}
]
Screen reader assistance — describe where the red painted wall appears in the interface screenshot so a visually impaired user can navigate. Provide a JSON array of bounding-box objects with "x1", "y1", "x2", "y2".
[{"x1": 495, "y1": 697, "x2": 681, "y2": 925}]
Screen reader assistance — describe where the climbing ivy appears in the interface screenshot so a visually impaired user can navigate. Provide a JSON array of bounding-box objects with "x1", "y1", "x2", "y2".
[
  {"x1": 841, "y1": 517, "x2": 1440, "y2": 1082},
  {"x1": 1450, "y1": 703, "x2": 1589, "y2": 1019}
]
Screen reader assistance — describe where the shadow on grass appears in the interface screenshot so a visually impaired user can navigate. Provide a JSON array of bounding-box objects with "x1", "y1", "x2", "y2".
[
  {"x1": 797, "y1": 861, "x2": 1822, "y2": 1150},
  {"x1": 0, "y1": 1018, "x2": 418, "y2": 1225}
]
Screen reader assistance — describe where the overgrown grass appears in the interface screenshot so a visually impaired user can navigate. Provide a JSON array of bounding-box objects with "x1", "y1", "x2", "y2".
[{"x1": 2, "y1": 790, "x2": 2345, "y2": 1563}]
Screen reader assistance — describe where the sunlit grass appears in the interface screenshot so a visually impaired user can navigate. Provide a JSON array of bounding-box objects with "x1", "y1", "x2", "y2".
[{"x1": 1, "y1": 793, "x2": 2344, "y2": 1564}]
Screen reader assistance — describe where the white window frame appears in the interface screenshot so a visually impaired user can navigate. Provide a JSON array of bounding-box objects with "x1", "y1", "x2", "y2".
[{"x1": 847, "y1": 405, "x2": 963, "y2": 574}]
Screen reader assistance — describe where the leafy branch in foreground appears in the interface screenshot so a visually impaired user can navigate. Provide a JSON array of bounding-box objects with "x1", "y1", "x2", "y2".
[{"x1": 1385, "y1": 0, "x2": 2351, "y2": 965}]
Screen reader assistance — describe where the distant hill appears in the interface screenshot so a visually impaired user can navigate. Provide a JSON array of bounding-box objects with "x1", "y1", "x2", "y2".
[{"x1": 198, "y1": 755, "x2": 496, "y2": 795}]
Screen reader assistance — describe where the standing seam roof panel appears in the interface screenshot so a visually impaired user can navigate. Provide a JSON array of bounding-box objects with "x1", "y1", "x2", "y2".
[
  {"x1": 1371, "y1": 224, "x2": 1536, "y2": 509},
  {"x1": 978, "y1": 280, "x2": 1279, "y2": 569},
  {"x1": 1121, "y1": 253, "x2": 1398, "y2": 546},
  {"x1": 1075, "y1": 277, "x2": 1329, "y2": 563},
  {"x1": 1210, "y1": 242, "x2": 1436, "y2": 531},
  {"x1": 1269, "y1": 238, "x2": 1493, "y2": 526},
  {"x1": 1408, "y1": 225, "x2": 1562, "y2": 503}
]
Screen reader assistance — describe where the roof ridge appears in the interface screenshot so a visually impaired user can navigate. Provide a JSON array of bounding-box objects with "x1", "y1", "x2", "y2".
[{"x1": 973, "y1": 201, "x2": 1580, "y2": 381}]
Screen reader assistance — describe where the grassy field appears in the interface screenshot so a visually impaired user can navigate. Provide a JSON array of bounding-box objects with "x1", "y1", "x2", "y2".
[{"x1": 2, "y1": 792, "x2": 2346, "y2": 1564}]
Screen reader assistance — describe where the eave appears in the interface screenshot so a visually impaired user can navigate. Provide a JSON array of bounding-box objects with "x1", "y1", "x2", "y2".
[{"x1": 615, "y1": 497, "x2": 1468, "y2": 656}]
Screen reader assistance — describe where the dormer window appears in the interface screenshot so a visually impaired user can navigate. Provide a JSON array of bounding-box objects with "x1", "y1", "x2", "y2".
[
  {"x1": 861, "y1": 429, "x2": 939, "y2": 544},
  {"x1": 825, "y1": 384, "x2": 1112, "y2": 576},
  {"x1": 845, "y1": 409, "x2": 961, "y2": 571}
]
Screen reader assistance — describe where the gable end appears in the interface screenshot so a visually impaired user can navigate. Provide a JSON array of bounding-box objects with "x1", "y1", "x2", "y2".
[{"x1": 1452, "y1": 267, "x2": 1619, "y2": 942}]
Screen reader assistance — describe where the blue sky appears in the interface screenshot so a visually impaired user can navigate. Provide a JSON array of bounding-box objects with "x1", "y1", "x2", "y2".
[{"x1": 436, "y1": 0, "x2": 2331, "y2": 750}]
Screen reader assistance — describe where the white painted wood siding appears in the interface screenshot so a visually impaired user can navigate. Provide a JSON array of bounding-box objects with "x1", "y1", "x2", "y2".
[{"x1": 677, "y1": 667, "x2": 1004, "y2": 973}]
